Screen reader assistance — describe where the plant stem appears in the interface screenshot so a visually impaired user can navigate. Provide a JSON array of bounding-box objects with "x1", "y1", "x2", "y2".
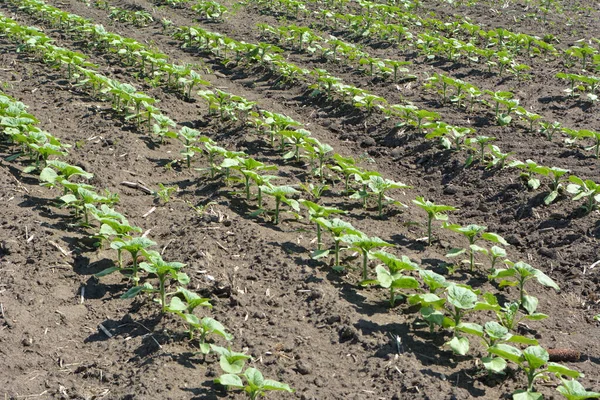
[
  {"x1": 427, "y1": 215, "x2": 433, "y2": 246},
  {"x1": 274, "y1": 197, "x2": 280, "y2": 224},
  {"x1": 316, "y1": 224, "x2": 322, "y2": 251},
  {"x1": 131, "y1": 251, "x2": 139, "y2": 285},
  {"x1": 362, "y1": 249, "x2": 368, "y2": 280},
  {"x1": 159, "y1": 276, "x2": 166, "y2": 312}
]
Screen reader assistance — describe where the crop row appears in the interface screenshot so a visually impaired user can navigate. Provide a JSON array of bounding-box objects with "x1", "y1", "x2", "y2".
[
  {"x1": 20, "y1": 0, "x2": 600, "y2": 292},
  {"x1": 5, "y1": 1, "x2": 600, "y2": 398},
  {"x1": 27, "y1": 0, "x2": 600, "y2": 248},
  {"x1": 425, "y1": 72, "x2": 600, "y2": 160},
  {"x1": 0, "y1": 12, "x2": 296, "y2": 397}
]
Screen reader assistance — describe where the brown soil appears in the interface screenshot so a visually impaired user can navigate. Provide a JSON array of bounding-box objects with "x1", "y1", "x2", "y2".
[{"x1": 1, "y1": 0, "x2": 599, "y2": 399}]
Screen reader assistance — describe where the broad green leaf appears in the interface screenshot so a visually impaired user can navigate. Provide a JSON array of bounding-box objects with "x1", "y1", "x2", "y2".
[
  {"x1": 484, "y1": 321, "x2": 509, "y2": 340},
  {"x1": 166, "y1": 296, "x2": 187, "y2": 312},
  {"x1": 391, "y1": 276, "x2": 419, "y2": 290},
  {"x1": 447, "y1": 285, "x2": 478, "y2": 310},
  {"x1": 447, "y1": 336, "x2": 469, "y2": 355},
  {"x1": 215, "y1": 373, "x2": 244, "y2": 388},
  {"x1": 523, "y1": 346, "x2": 549, "y2": 369},
  {"x1": 512, "y1": 390, "x2": 543, "y2": 400},
  {"x1": 220, "y1": 354, "x2": 246, "y2": 374},
  {"x1": 121, "y1": 282, "x2": 153, "y2": 299},
  {"x1": 547, "y1": 363, "x2": 581, "y2": 379},
  {"x1": 482, "y1": 355, "x2": 507, "y2": 373},
  {"x1": 556, "y1": 379, "x2": 600, "y2": 400},
  {"x1": 245, "y1": 367, "x2": 265, "y2": 387},
  {"x1": 421, "y1": 306, "x2": 445, "y2": 326},
  {"x1": 457, "y1": 322, "x2": 483, "y2": 337},
  {"x1": 95, "y1": 266, "x2": 120, "y2": 278},
  {"x1": 376, "y1": 266, "x2": 393, "y2": 288},
  {"x1": 311, "y1": 249, "x2": 330, "y2": 259},
  {"x1": 522, "y1": 294, "x2": 539, "y2": 315},
  {"x1": 524, "y1": 313, "x2": 548, "y2": 321},
  {"x1": 489, "y1": 344, "x2": 522, "y2": 364},
  {"x1": 262, "y1": 379, "x2": 294, "y2": 392},
  {"x1": 202, "y1": 317, "x2": 233, "y2": 341},
  {"x1": 533, "y1": 270, "x2": 560, "y2": 291},
  {"x1": 507, "y1": 335, "x2": 538, "y2": 346},
  {"x1": 482, "y1": 232, "x2": 509, "y2": 246},
  {"x1": 446, "y1": 248, "x2": 466, "y2": 257}
]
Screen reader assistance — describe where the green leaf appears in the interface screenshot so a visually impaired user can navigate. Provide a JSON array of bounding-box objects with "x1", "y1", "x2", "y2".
[
  {"x1": 544, "y1": 190, "x2": 558, "y2": 205},
  {"x1": 457, "y1": 322, "x2": 484, "y2": 337},
  {"x1": 512, "y1": 390, "x2": 543, "y2": 400},
  {"x1": 533, "y1": 270, "x2": 560, "y2": 291},
  {"x1": 556, "y1": 379, "x2": 600, "y2": 400},
  {"x1": 489, "y1": 344, "x2": 523, "y2": 364},
  {"x1": 421, "y1": 306, "x2": 445, "y2": 326},
  {"x1": 215, "y1": 373, "x2": 244, "y2": 388},
  {"x1": 262, "y1": 379, "x2": 294, "y2": 392},
  {"x1": 121, "y1": 282, "x2": 153, "y2": 299},
  {"x1": 375, "y1": 265, "x2": 393, "y2": 288},
  {"x1": 447, "y1": 285, "x2": 478, "y2": 310},
  {"x1": 94, "y1": 266, "x2": 121, "y2": 278},
  {"x1": 524, "y1": 313, "x2": 548, "y2": 321},
  {"x1": 245, "y1": 367, "x2": 265, "y2": 388},
  {"x1": 39, "y1": 167, "x2": 58, "y2": 183},
  {"x1": 523, "y1": 345, "x2": 549, "y2": 369},
  {"x1": 522, "y1": 294, "x2": 539, "y2": 315},
  {"x1": 446, "y1": 248, "x2": 466, "y2": 257},
  {"x1": 507, "y1": 335, "x2": 538, "y2": 346},
  {"x1": 311, "y1": 249, "x2": 330, "y2": 259},
  {"x1": 391, "y1": 276, "x2": 419, "y2": 290},
  {"x1": 447, "y1": 336, "x2": 469, "y2": 355},
  {"x1": 199, "y1": 343, "x2": 211, "y2": 354},
  {"x1": 220, "y1": 355, "x2": 246, "y2": 374},
  {"x1": 484, "y1": 321, "x2": 509, "y2": 340},
  {"x1": 481, "y1": 232, "x2": 509, "y2": 246},
  {"x1": 482, "y1": 355, "x2": 507, "y2": 373},
  {"x1": 202, "y1": 317, "x2": 233, "y2": 341},
  {"x1": 165, "y1": 296, "x2": 187, "y2": 312},
  {"x1": 547, "y1": 363, "x2": 581, "y2": 379}
]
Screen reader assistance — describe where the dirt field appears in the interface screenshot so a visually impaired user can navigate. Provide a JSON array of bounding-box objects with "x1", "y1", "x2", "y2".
[{"x1": 1, "y1": 0, "x2": 599, "y2": 399}]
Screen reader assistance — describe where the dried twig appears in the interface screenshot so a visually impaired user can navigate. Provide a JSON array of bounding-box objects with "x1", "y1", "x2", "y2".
[
  {"x1": 98, "y1": 323, "x2": 113, "y2": 338},
  {"x1": 120, "y1": 181, "x2": 153, "y2": 195},
  {"x1": 161, "y1": 239, "x2": 174, "y2": 255},
  {"x1": 142, "y1": 206, "x2": 156, "y2": 218},
  {"x1": 49, "y1": 240, "x2": 71, "y2": 257}
]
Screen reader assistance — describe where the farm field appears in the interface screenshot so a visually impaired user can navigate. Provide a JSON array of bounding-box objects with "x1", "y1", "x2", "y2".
[{"x1": 1, "y1": 0, "x2": 600, "y2": 398}]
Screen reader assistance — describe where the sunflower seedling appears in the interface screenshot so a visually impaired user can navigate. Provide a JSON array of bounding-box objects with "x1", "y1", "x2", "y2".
[
  {"x1": 489, "y1": 261, "x2": 559, "y2": 315},
  {"x1": 299, "y1": 200, "x2": 345, "y2": 257},
  {"x1": 210, "y1": 345, "x2": 252, "y2": 374},
  {"x1": 121, "y1": 251, "x2": 189, "y2": 313},
  {"x1": 260, "y1": 185, "x2": 300, "y2": 224},
  {"x1": 314, "y1": 217, "x2": 359, "y2": 269},
  {"x1": 566, "y1": 175, "x2": 600, "y2": 214},
  {"x1": 475, "y1": 293, "x2": 549, "y2": 332},
  {"x1": 362, "y1": 251, "x2": 420, "y2": 306},
  {"x1": 367, "y1": 175, "x2": 410, "y2": 217},
  {"x1": 215, "y1": 367, "x2": 293, "y2": 400},
  {"x1": 341, "y1": 232, "x2": 394, "y2": 280},
  {"x1": 445, "y1": 224, "x2": 508, "y2": 272},
  {"x1": 556, "y1": 378, "x2": 600, "y2": 400},
  {"x1": 155, "y1": 183, "x2": 177, "y2": 203},
  {"x1": 412, "y1": 197, "x2": 457, "y2": 245},
  {"x1": 488, "y1": 345, "x2": 580, "y2": 400},
  {"x1": 97, "y1": 237, "x2": 157, "y2": 285}
]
